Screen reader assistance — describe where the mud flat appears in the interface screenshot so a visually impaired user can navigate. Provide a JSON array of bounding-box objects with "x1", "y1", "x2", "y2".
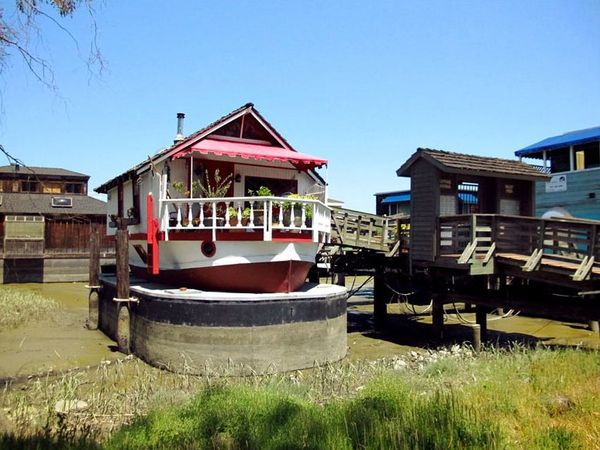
[{"x1": 0, "y1": 283, "x2": 120, "y2": 380}]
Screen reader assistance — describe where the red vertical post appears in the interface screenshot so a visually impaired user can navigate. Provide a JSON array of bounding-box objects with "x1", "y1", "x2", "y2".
[{"x1": 146, "y1": 193, "x2": 160, "y2": 275}]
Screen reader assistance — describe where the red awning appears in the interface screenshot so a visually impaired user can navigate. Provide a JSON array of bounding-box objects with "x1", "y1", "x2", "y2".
[{"x1": 172, "y1": 138, "x2": 327, "y2": 169}]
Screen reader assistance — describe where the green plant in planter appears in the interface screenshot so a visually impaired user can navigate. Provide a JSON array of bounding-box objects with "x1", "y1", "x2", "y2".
[
  {"x1": 227, "y1": 206, "x2": 238, "y2": 219},
  {"x1": 171, "y1": 181, "x2": 188, "y2": 196},
  {"x1": 197, "y1": 169, "x2": 233, "y2": 198},
  {"x1": 283, "y1": 193, "x2": 317, "y2": 219},
  {"x1": 248, "y1": 186, "x2": 273, "y2": 197},
  {"x1": 247, "y1": 186, "x2": 272, "y2": 225},
  {"x1": 227, "y1": 206, "x2": 252, "y2": 225}
]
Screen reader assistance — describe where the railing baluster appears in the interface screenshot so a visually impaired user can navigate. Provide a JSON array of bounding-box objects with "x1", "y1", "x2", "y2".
[
  {"x1": 300, "y1": 204, "x2": 306, "y2": 229},
  {"x1": 277, "y1": 202, "x2": 283, "y2": 227},
  {"x1": 176, "y1": 204, "x2": 182, "y2": 228},
  {"x1": 187, "y1": 202, "x2": 192, "y2": 228},
  {"x1": 236, "y1": 202, "x2": 242, "y2": 228},
  {"x1": 290, "y1": 203, "x2": 297, "y2": 228}
]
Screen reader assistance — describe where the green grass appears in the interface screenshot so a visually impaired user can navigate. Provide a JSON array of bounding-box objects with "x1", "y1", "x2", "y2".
[
  {"x1": 1, "y1": 346, "x2": 598, "y2": 449},
  {"x1": 0, "y1": 286, "x2": 59, "y2": 329},
  {"x1": 106, "y1": 379, "x2": 501, "y2": 450}
]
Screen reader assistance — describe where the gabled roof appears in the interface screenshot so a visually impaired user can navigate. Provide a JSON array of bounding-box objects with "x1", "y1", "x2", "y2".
[
  {"x1": 396, "y1": 148, "x2": 549, "y2": 181},
  {"x1": 96, "y1": 103, "x2": 318, "y2": 194},
  {"x1": 0, "y1": 193, "x2": 106, "y2": 216},
  {"x1": 515, "y1": 126, "x2": 600, "y2": 157},
  {"x1": 0, "y1": 165, "x2": 89, "y2": 179}
]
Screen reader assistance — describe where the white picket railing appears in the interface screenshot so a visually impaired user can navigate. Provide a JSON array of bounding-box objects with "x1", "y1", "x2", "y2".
[{"x1": 159, "y1": 196, "x2": 331, "y2": 242}]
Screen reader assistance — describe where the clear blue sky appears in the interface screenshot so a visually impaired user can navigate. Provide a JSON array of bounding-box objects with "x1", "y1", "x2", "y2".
[{"x1": 1, "y1": 0, "x2": 599, "y2": 212}]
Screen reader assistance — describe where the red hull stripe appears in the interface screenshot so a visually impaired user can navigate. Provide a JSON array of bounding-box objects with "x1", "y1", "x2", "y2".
[{"x1": 130, "y1": 261, "x2": 313, "y2": 293}]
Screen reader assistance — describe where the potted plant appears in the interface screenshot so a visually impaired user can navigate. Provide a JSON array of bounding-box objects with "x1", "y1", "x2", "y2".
[
  {"x1": 170, "y1": 181, "x2": 190, "y2": 226},
  {"x1": 248, "y1": 186, "x2": 272, "y2": 226},
  {"x1": 228, "y1": 206, "x2": 239, "y2": 227},
  {"x1": 198, "y1": 169, "x2": 233, "y2": 226},
  {"x1": 283, "y1": 193, "x2": 316, "y2": 227}
]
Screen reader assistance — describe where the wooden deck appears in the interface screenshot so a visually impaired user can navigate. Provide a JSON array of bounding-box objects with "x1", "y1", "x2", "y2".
[
  {"x1": 433, "y1": 214, "x2": 600, "y2": 288},
  {"x1": 325, "y1": 208, "x2": 599, "y2": 290}
]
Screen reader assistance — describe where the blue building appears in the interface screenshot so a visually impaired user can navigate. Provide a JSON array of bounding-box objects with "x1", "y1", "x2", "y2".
[{"x1": 515, "y1": 126, "x2": 600, "y2": 220}]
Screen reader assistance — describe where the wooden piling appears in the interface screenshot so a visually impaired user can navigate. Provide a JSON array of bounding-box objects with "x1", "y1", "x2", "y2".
[
  {"x1": 116, "y1": 305, "x2": 130, "y2": 354},
  {"x1": 308, "y1": 264, "x2": 319, "y2": 283},
  {"x1": 87, "y1": 230, "x2": 100, "y2": 330},
  {"x1": 333, "y1": 272, "x2": 346, "y2": 287},
  {"x1": 471, "y1": 324, "x2": 481, "y2": 353},
  {"x1": 475, "y1": 306, "x2": 488, "y2": 339},
  {"x1": 432, "y1": 295, "x2": 444, "y2": 339},
  {"x1": 373, "y1": 271, "x2": 387, "y2": 329},
  {"x1": 115, "y1": 226, "x2": 130, "y2": 354},
  {"x1": 589, "y1": 320, "x2": 600, "y2": 334},
  {"x1": 116, "y1": 228, "x2": 130, "y2": 302}
]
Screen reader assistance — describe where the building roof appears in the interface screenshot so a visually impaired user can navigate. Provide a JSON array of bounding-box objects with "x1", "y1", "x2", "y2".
[
  {"x1": 515, "y1": 126, "x2": 600, "y2": 157},
  {"x1": 0, "y1": 164, "x2": 89, "y2": 179},
  {"x1": 396, "y1": 148, "x2": 549, "y2": 181},
  {"x1": 381, "y1": 193, "x2": 411, "y2": 203},
  {"x1": 0, "y1": 193, "x2": 106, "y2": 216},
  {"x1": 96, "y1": 103, "x2": 315, "y2": 194}
]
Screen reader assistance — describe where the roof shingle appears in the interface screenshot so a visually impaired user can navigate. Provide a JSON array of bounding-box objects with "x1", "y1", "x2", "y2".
[
  {"x1": 397, "y1": 148, "x2": 549, "y2": 180},
  {"x1": 0, "y1": 193, "x2": 106, "y2": 216}
]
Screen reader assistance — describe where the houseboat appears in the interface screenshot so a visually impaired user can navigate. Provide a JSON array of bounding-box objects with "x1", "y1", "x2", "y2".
[
  {"x1": 96, "y1": 103, "x2": 331, "y2": 293},
  {"x1": 515, "y1": 126, "x2": 600, "y2": 220}
]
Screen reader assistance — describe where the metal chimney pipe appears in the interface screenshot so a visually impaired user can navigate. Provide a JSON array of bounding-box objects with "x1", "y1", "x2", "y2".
[{"x1": 174, "y1": 112, "x2": 185, "y2": 143}]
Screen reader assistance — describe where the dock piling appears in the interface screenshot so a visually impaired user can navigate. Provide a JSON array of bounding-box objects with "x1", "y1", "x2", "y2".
[
  {"x1": 373, "y1": 271, "x2": 388, "y2": 329},
  {"x1": 115, "y1": 226, "x2": 131, "y2": 354},
  {"x1": 471, "y1": 324, "x2": 481, "y2": 353},
  {"x1": 475, "y1": 305, "x2": 488, "y2": 340},
  {"x1": 87, "y1": 229, "x2": 100, "y2": 330}
]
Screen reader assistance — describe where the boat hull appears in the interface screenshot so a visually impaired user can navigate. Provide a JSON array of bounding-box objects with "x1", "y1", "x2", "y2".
[
  {"x1": 130, "y1": 260, "x2": 313, "y2": 293},
  {"x1": 129, "y1": 240, "x2": 318, "y2": 293}
]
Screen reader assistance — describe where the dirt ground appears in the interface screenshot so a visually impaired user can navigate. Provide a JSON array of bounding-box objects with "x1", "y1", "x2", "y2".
[
  {"x1": 0, "y1": 279, "x2": 598, "y2": 380},
  {"x1": 0, "y1": 283, "x2": 121, "y2": 381}
]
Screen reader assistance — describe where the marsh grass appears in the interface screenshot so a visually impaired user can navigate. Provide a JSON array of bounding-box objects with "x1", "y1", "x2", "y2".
[
  {"x1": 0, "y1": 287, "x2": 59, "y2": 329},
  {"x1": 1, "y1": 346, "x2": 598, "y2": 449}
]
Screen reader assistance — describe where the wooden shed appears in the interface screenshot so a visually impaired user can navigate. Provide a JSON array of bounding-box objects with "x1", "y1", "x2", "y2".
[
  {"x1": 396, "y1": 148, "x2": 549, "y2": 265},
  {"x1": 0, "y1": 164, "x2": 114, "y2": 282}
]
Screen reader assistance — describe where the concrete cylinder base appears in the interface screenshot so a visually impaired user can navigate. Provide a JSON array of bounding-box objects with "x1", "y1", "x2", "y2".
[{"x1": 98, "y1": 275, "x2": 348, "y2": 375}]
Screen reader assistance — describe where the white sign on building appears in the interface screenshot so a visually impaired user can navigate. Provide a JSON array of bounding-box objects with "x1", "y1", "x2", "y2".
[{"x1": 545, "y1": 175, "x2": 567, "y2": 193}]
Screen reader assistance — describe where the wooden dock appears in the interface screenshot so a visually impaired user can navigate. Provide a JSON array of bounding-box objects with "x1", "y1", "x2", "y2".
[{"x1": 323, "y1": 209, "x2": 600, "y2": 338}]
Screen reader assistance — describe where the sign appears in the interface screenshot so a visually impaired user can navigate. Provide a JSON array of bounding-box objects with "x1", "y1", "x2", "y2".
[{"x1": 545, "y1": 175, "x2": 567, "y2": 193}]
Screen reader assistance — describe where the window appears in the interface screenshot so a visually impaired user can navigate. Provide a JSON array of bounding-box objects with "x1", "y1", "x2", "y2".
[
  {"x1": 65, "y1": 183, "x2": 84, "y2": 194},
  {"x1": 457, "y1": 182, "x2": 479, "y2": 214},
  {"x1": 548, "y1": 147, "x2": 570, "y2": 173},
  {"x1": 574, "y1": 142, "x2": 600, "y2": 170},
  {"x1": 21, "y1": 181, "x2": 39, "y2": 192},
  {"x1": 245, "y1": 176, "x2": 297, "y2": 197},
  {"x1": 42, "y1": 182, "x2": 62, "y2": 194}
]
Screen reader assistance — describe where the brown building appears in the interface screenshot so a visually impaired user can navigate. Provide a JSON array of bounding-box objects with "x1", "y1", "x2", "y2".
[
  {"x1": 0, "y1": 164, "x2": 113, "y2": 282},
  {"x1": 396, "y1": 148, "x2": 549, "y2": 265}
]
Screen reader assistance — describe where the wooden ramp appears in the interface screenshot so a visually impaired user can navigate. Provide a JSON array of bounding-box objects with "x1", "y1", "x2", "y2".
[{"x1": 329, "y1": 207, "x2": 403, "y2": 254}]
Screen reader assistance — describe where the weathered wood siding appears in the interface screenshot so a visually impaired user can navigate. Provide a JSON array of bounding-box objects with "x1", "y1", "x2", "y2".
[
  {"x1": 410, "y1": 159, "x2": 440, "y2": 262},
  {"x1": 535, "y1": 168, "x2": 600, "y2": 220},
  {"x1": 44, "y1": 219, "x2": 114, "y2": 254}
]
